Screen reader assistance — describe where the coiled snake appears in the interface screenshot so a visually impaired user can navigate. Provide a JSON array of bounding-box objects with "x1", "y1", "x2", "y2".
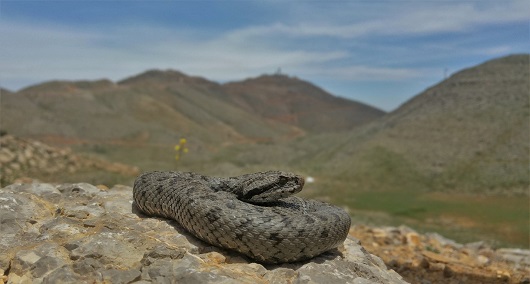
[{"x1": 133, "y1": 171, "x2": 351, "y2": 263}]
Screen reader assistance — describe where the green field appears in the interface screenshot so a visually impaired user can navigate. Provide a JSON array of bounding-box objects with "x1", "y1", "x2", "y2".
[
  {"x1": 302, "y1": 177, "x2": 529, "y2": 248},
  {"x1": 63, "y1": 142, "x2": 530, "y2": 249}
]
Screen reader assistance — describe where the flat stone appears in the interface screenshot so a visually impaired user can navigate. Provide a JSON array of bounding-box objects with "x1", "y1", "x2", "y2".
[
  {"x1": 101, "y1": 268, "x2": 142, "y2": 283},
  {"x1": 42, "y1": 265, "x2": 90, "y2": 283},
  {"x1": 4, "y1": 183, "x2": 61, "y2": 197},
  {"x1": 296, "y1": 257, "x2": 405, "y2": 284},
  {"x1": 10, "y1": 251, "x2": 41, "y2": 274},
  {"x1": 140, "y1": 254, "x2": 226, "y2": 283},
  {"x1": 68, "y1": 229, "x2": 145, "y2": 268},
  {"x1": 422, "y1": 250, "x2": 461, "y2": 264},
  {"x1": 4, "y1": 273, "x2": 32, "y2": 284},
  {"x1": 353, "y1": 278, "x2": 379, "y2": 284},
  {"x1": 10, "y1": 243, "x2": 70, "y2": 281},
  {"x1": 344, "y1": 238, "x2": 387, "y2": 270},
  {"x1": 263, "y1": 267, "x2": 297, "y2": 283},
  {"x1": 38, "y1": 217, "x2": 87, "y2": 240},
  {"x1": 497, "y1": 248, "x2": 530, "y2": 265},
  {"x1": 141, "y1": 245, "x2": 186, "y2": 266},
  {"x1": 426, "y1": 232, "x2": 463, "y2": 249},
  {"x1": 57, "y1": 183, "x2": 101, "y2": 197},
  {"x1": 1, "y1": 182, "x2": 410, "y2": 284},
  {"x1": 63, "y1": 203, "x2": 105, "y2": 219},
  {"x1": 102, "y1": 198, "x2": 134, "y2": 215},
  {"x1": 32, "y1": 256, "x2": 63, "y2": 278}
]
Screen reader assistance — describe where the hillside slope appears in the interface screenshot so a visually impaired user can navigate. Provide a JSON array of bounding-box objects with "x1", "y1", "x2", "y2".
[
  {"x1": 0, "y1": 70, "x2": 383, "y2": 153},
  {"x1": 0, "y1": 71, "x2": 301, "y2": 150},
  {"x1": 305, "y1": 54, "x2": 529, "y2": 194},
  {"x1": 222, "y1": 74, "x2": 385, "y2": 133}
]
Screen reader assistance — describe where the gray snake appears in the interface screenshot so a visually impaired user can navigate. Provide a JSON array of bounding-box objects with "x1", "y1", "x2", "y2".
[{"x1": 133, "y1": 171, "x2": 351, "y2": 263}]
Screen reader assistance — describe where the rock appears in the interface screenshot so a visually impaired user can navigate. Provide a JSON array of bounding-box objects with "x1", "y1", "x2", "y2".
[
  {"x1": 476, "y1": 255, "x2": 490, "y2": 266},
  {"x1": 496, "y1": 248, "x2": 530, "y2": 266},
  {"x1": 42, "y1": 265, "x2": 89, "y2": 283},
  {"x1": 405, "y1": 232, "x2": 421, "y2": 247},
  {"x1": 14, "y1": 182, "x2": 61, "y2": 196},
  {"x1": 0, "y1": 148, "x2": 16, "y2": 163},
  {"x1": 101, "y1": 269, "x2": 142, "y2": 283},
  {"x1": 0, "y1": 182, "x2": 407, "y2": 284},
  {"x1": 10, "y1": 243, "x2": 72, "y2": 281},
  {"x1": 425, "y1": 232, "x2": 463, "y2": 249},
  {"x1": 57, "y1": 183, "x2": 101, "y2": 197},
  {"x1": 465, "y1": 241, "x2": 486, "y2": 251},
  {"x1": 0, "y1": 135, "x2": 139, "y2": 187},
  {"x1": 350, "y1": 224, "x2": 530, "y2": 284},
  {"x1": 263, "y1": 267, "x2": 297, "y2": 283},
  {"x1": 295, "y1": 253, "x2": 402, "y2": 284},
  {"x1": 443, "y1": 265, "x2": 454, "y2": 278}
]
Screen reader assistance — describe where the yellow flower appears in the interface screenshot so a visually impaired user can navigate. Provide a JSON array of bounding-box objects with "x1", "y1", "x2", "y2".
[
  {"x1": 174, "y1": 145, "x2": 181, "y2": 151},
  {"x1": 180, "y1": 138, "x2": 187, "y2": 144}
]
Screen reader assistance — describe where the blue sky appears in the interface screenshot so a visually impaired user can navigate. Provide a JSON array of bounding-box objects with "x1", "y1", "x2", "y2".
[{"x1": 1, "y1": 1, "x2": 528, "y2": 111}]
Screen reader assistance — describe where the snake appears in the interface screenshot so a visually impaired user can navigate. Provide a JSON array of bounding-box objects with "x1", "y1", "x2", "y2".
[{"x1": 133, "y1": 171, "x2": 351, "y2": 264}]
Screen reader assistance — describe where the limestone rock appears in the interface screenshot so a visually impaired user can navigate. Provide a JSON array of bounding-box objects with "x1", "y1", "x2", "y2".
[
  {"x1": 1, "y1": 182, "x2": 407, "y2": 284},
  {"x1": 0, "y1": 135, "x2": 139, "y2": 186},
  {"x1": 350, "y1": 225, "x2": 530, "y2": 284},
  {"x1": 496, "y1": 248, "x2": 530, "y2": 267}
]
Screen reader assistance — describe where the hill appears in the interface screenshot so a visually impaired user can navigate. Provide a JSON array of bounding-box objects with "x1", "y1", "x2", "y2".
[
  {"x1": 304, "y1": 54, "x2": 529, "y2": 195},
  {"x1": 0, "y1": 71, "x2": 299, "y2": 150},
  {"x1": 0, "y1": 88, "x2": 13, "y2": 95},
  {"x1": 222, "y1": 74, "x2": 385, "y2": 132},
  {"x1": 0, "y1": 70, "x2": 382, "y2": 150},
  {"x1": 275, "y1": 54, "x2": 530, "y2": 248}
]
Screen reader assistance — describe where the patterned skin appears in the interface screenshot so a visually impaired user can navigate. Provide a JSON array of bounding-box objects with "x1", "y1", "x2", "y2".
[{"x1": 133, "y1": 171, "x2": 351, "y2": 264}]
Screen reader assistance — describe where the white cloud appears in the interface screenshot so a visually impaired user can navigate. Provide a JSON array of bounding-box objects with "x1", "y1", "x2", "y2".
[
  {"x1": 479, "y1": 46, "x2": 514, "y2": 56},
  {"x1": 226, "y1": 1, "x2": 530, "y2": 39},
  {"x1": 0, "y1": 18, "x2": 352, "y2": 89}
]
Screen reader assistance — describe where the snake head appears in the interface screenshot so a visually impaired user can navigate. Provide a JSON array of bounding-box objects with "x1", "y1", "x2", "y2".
[{"x1": 238, "y1": 171, "x2": 304, "y2": 203}]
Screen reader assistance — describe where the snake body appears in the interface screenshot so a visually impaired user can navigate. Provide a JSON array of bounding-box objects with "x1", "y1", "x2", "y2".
[{"x1": 133, "y1": 171, "x2": 351, "y2": 263}]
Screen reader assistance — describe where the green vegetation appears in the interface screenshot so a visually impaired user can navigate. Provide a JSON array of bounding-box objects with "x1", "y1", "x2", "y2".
[
  {"x1": 338, "y1": 146, "x2": 430, "y2": 192},
  {"x1": 300, "y1": 176, "x2": 528, "y2": 248},
  {"x1": 69, "y1": 141, "x2": 528, "y2": 248},
  {"x1": 69, "y1": 114, "x2": 528, "y2": 248}
]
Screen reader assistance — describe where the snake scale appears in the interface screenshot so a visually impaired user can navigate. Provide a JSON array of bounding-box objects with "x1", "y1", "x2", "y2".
[{"x1": 133, "y1": 171, "x2": 351, "y2": 263}]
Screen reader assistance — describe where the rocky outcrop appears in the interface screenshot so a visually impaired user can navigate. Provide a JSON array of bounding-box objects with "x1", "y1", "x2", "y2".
[
  {"x1": 0, "y1": 182, "x2": 406, "y2": 284},
  {"x1": 0, "y1": 135, "x2": 139, "y2": 186},
  {"x1": 350, "y1": 225, "x2": 530, "y2": 284}
]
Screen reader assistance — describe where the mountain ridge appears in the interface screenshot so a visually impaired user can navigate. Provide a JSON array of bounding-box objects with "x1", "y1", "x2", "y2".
[
  {"x1": 0, "y1": 69, "x2": 383, "y2": 149},
  {"x1": 303, "y1": 54, "x2": 529, "y2": 194},
  {"x1": 221, "y1": 74, "x2": 385, "y2": 132}
]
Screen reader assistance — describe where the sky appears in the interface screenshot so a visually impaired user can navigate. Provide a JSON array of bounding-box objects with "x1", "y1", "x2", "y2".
[{"x1": 0, "y1": 1, "x2": 528, "y2": 111}]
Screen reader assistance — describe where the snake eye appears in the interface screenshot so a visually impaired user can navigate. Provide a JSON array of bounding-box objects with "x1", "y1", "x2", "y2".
[{"x1": 279, "y1": 176, "x2": 289, "y2": 185}]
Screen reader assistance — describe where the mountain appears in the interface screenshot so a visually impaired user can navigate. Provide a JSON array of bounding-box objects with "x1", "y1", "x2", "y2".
[
  {"x1": 305, "y1": 54, "x2": 529, "y2": 194},
  {"x1": 1, "y1": 88, "x2": 13, "y2": 95},
  {"x1": 0, "y1": 70, "x2": 382, "y2": 156},
  {"x1": 222, "y1": 74, "x2": 385, "y2": 132},
  {"x1": 0, "y1": 72, "x2": 296, "y2": 150}
]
